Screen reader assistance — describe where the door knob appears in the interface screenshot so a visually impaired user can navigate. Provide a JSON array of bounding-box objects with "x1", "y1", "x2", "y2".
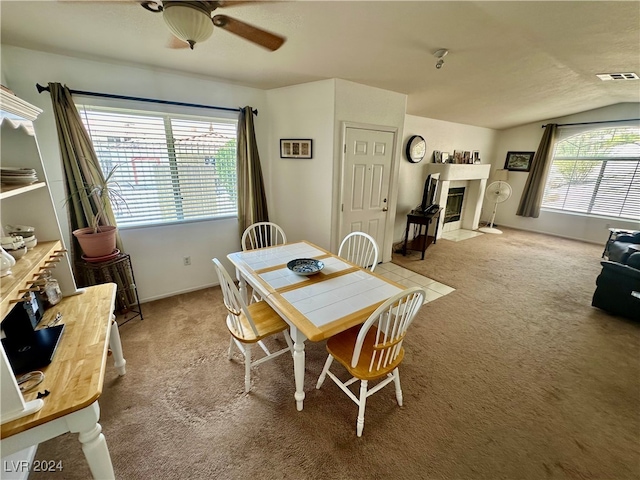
[{"x1": 382, "y1": 207, "x2": 388, "y2": 212}]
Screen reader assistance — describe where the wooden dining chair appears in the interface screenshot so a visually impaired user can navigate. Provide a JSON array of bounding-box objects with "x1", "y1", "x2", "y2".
[
  {"x1": 338, "y1": 231, "x2": 379, "y2": 271},
  {"x1": 240, "y1": 222, "x2": 287, "y2": 302},
  {"x1": 241, "y1": 222, "x2": 287, "y2": 251},
  {"x1": 316, "y1": 286, "x2": 427, "y2": 436},
  {"x1": 212, "y1": 258, "x2": 293, "y2": 393}
]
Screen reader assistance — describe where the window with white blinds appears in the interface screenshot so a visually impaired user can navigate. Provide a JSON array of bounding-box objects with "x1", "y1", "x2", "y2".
[
  {"x1": 541, "y1": 125, "x2": 640, "y2": 220},
  {"x1": 77, "y1": 105, "x2": 237, "y2": 228}
]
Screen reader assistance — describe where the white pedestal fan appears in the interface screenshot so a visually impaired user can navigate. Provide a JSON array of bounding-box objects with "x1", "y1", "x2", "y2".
[{"x1": 479, "y1": 170, "x2": 512, "y2": 234}]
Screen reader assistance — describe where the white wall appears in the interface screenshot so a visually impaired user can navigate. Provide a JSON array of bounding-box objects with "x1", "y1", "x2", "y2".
[
  {"x1": 265, "y1": 80, "x2": 336, "y2": 250},
  {"x1": 1, "y1": 46, "x2": 267, "y2": 302},
  {"x1": 333, "y1": 79, "x2": 407, "y2": 260},
  {"x1": 492, "y1": 103, "x2": 640, "y2": 244},
  {"x1": 266, "y1": 78, "x2": 407, "y2": 260},
  {"x1": 398, "y1": 115, "x2": 498, "y2": 242}
]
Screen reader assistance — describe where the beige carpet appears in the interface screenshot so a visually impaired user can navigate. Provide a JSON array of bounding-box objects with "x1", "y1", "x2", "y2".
[{"x1": 31, "y1": 228, "x2": 639, "y2": 479}]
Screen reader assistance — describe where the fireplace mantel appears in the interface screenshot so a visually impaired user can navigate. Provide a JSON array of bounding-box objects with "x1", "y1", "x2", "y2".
[
  {"x1": 425, "y1": 163, "x2": 491, "y2": 238},
  {"x1": 425, "y1": 163, "x2": 490, "y2": 181}
]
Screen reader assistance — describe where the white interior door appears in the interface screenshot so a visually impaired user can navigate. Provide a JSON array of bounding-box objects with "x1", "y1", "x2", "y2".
[{"x1": 341, "y1": 127, "x2": 394, "y2": 255}]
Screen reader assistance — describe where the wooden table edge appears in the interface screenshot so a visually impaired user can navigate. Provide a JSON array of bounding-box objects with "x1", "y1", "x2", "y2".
[{"x1": 1, "y1": 283, "x2": 117, "y2": 439}]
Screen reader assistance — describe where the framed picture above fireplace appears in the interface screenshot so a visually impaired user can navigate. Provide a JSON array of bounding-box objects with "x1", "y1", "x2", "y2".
[{"x1": 504, "y1": 151, "x2": 534, "y2": 172}]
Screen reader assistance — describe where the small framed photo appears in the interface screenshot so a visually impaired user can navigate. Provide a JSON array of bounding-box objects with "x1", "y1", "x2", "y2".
[
  {"x1": 504, "y1": 151, "x2": 534, "y2": 172},
  {"x1": 463, "y1": 151, "x2": 471, "y2": 164},
  {"x1": 280, "y1": 139, "x2": 313, "y2": 159},
  {"x1": 433, "y1": 150, "x2": 442, "y2": 163},
  {"x1": 441, "y1": 152, "x2": 451, "y2": 163},
  {"x1": 473, "y1": 151, "x2": 481, "y2": 164},
  {"x1": 453, "y1": 150, "x2": 463, "y2": 164}
]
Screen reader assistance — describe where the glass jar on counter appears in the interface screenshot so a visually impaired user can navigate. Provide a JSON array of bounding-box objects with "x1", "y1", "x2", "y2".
[{"x1": 41, "y1": 270, "x2": 62, "y2": 307}]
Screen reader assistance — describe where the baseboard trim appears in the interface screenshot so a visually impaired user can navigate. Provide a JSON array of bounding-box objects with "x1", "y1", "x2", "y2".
[
  {"x1": 484, "y1": 224, "x2": 601, "y2": 246},
  {"x1": 139, "y1": 282, "x2": 218, "y2": 304}
]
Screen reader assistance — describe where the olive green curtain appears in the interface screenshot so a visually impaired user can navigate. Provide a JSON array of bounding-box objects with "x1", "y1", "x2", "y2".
[
  {"x1": 48, "y1": 82, "x2": 123, "y2": 260},
  {"x1": 237, "y1": 106, "x2": 269, "y2": 238},
  {"x1": 516, "y1": 123, "x2": 558, "y2": 218}
]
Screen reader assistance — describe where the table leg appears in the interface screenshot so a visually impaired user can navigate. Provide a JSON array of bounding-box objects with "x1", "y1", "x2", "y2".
[
  {"x1": 403, "y1": 218, "x2": 410, "y2": 256},
  {"x1": 66, "y1": 402, "x2": 115, "y2": 480},
  {"x1": 290, "y1": 326, "x2": 306, "y2": 411},
  {"x1": 110, "y1": 316, "x2": 126, "y2": 376},
  {"x1": 236, "y1": 268, "x2": 248, "y2": 304}
]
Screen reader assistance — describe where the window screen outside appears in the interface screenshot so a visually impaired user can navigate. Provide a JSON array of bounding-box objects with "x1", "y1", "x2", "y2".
[
  {"x1": 541, "y1": 126, "x2": 640, "y2": 221},
  {"x1": 78, "y1": 105, "x2": 238, "y2": 228}
]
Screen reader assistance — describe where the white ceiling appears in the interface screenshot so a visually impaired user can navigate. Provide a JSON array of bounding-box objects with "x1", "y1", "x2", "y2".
[{"x1": 1, "y1": 1, "x2": 639, "y2": 130}]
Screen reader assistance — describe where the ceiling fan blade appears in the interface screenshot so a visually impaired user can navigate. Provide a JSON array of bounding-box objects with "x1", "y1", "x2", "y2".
[
  {"x1": 212, "y1": 14, "x2": 285, "y2": 51},
  {"x1": 216, "y1": 1, "x2": 263, "y2": 7},
  {"x1": 167, "y1": 35, "x2": 190, "y2": 49}
]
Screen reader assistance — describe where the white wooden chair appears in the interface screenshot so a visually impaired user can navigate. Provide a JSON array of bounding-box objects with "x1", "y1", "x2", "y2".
[
  {"x1": 241, "y1": 222, "x2": 287, "y2": 251},
  {"x1": 212, "y1": 258, "x2": 293, "y2": 393},
  {"x1": 338, "y1": 231, "x2": 379, "y2": 271},
  {"x1": 240, "y1": 222, "x2": 287, "y2": 302},
  {"x1": 316, "y1": 286, "x2": 427, "y2": 436}
]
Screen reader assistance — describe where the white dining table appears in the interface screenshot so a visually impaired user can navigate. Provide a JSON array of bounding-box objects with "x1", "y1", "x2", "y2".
[{"x1": 227, "y1": 241, "x2": 404, "y2": 411}]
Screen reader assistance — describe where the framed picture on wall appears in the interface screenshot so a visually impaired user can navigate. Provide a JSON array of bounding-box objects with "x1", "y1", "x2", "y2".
[
  {"x1": 504, "y1": 151, "x2": 534, "y2": 171},
  {"x1": 280, "y1": 139, "x2": 313, "y2": 159}
]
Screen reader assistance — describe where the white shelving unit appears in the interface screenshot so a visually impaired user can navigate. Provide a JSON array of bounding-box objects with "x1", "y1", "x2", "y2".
[{"x1": 0, "y1": 89, "x2": 78, "y2": 424}]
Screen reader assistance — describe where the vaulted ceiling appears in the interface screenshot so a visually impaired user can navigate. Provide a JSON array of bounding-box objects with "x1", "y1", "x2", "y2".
[{"x1": 1, "y1": 1, "x2": 639, "y2": 130}]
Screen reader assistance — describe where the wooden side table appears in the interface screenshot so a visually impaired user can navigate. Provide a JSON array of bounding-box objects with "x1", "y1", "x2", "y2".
[
  {"x1": 1, "y1": 284, "x2": 126, "y2": 479},
  {"x1": 76, "y1": 253, "x2": 143, "y2": 326},
  {"x1": 402, "y1": 208, "x2": 443, "y2": 260}
]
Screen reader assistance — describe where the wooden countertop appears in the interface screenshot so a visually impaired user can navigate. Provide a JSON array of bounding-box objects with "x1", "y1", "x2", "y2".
[{"x1": 1, "y1": 283, "x2": 117, "y2": 438}]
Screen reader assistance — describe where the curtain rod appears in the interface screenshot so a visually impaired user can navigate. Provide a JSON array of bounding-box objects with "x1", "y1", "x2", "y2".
[
  {"x1": 35, "y1": 83, "x2": 257, "y2": 116},
  {"x1": 542, "y1": 118, "x2": 639, "y2": 128}
]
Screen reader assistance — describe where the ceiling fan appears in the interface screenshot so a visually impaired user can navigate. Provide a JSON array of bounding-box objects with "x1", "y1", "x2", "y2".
[{"x1": 140, "y1": 1, "x2": 286, "y2": 51}]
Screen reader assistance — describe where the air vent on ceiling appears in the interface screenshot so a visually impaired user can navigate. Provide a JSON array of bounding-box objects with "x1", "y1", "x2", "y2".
[{"x1": 596, "y1": 72, "x2": 639, "y2": 81}]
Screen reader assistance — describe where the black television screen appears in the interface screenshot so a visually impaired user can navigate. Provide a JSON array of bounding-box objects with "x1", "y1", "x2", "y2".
[{"x1": 419, "y1": 175, "x2": 439, "y2": 213}]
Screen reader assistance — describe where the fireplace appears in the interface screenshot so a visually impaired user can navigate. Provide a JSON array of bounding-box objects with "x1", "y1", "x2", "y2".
[
  {"x1": 424, "y1": 164, "x2": 491, "y2": 239},
  {"x1": 444, "y1": 187, "x2": 465, "y2": 223}
]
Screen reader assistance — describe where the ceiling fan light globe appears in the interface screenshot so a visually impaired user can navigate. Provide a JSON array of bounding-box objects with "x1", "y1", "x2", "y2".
[{"x1": 163, "y1": 4, "x2": 214, "y2": 46}]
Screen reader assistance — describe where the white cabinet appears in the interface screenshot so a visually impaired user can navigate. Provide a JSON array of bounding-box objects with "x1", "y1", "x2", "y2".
[{"x1": 0, "y1": 89, "x2": 78, "y2": 423}]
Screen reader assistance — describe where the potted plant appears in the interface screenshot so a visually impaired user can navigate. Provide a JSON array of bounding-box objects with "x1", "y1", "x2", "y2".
[{"x1": 69, "y1": 165, "x2": 126, "y2": 258}]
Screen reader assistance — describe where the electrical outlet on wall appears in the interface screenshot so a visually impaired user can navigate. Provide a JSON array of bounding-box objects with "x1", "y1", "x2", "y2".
[{"x1": 183, "y1": 256, "x2": 191, "y2": 266}]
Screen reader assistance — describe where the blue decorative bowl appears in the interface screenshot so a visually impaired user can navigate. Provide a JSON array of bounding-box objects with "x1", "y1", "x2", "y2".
[{"x1": 287, "y1": 258, "x2": 324, "y2": 276}]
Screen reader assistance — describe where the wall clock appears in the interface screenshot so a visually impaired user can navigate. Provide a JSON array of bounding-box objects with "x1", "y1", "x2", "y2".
[{"x1": 405, "y1": 135, "x2": 426, "y2": 163}]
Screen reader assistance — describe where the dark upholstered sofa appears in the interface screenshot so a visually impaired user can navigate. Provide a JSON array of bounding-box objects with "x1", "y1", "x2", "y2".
[
  {"x1": 592, "y1": 242, "x2": 640, "y2": 321},
  {"x1": 605, "y1": 231, "x2": 640, "y2": 262}
]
